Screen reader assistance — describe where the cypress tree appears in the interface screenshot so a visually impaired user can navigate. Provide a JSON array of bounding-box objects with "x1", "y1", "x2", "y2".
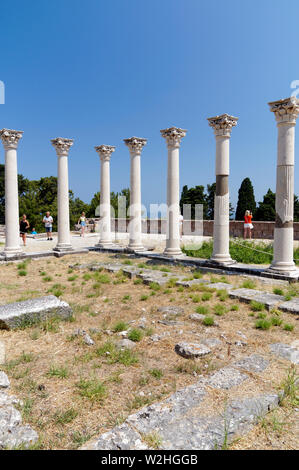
[{"x1": 235, "y1": 177, "x2": 256, "y2": 220}]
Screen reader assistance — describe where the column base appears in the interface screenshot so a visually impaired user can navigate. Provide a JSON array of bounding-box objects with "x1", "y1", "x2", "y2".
[
  {"x1": 96, "y1": 240, "x2": 113, "y2": 248},
  {"x1": 163, "y1": 247, "x2": 183, "y2": 258},
  {"x1": 266, "y1": 261, "x2": 298, "y2": 276},
  {"x1": 210, "y1": 255, "x2": 236, "y2": 266},
  {"x1": 127, "y1": 244, "x2": 146, "y2": 253},
  {"x1": 53, "y1": 244, "x2": 74, "y2": 253}
]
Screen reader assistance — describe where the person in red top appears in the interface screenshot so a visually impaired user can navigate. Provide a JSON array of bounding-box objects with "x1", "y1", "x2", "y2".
[{"x1": 244, "y1": 210, "x2": 253, "y2": 239}]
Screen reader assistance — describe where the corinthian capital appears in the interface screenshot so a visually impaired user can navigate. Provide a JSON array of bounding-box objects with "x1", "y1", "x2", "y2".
[
  {"x1": 268, "y1": 97, "x2": 299, "y2": 125},
  {"x1": 0, "y1": 128, "x2": 23, "y2": 149},
  {"x1": 51, "y1": 137, "x2": 74, "y2": 156},
  {"x1": 95, "y1": 145, "x2": 116, "y2": 161},
  {"x1": 124, "y1": 137, "x2": 147, "y2": 155},
  {"x1": 207, "y1": 114, "x2": 238, "y2": 137},
  {"x1": 160, "y1": 127, "x2": 187, "y2": 148}
]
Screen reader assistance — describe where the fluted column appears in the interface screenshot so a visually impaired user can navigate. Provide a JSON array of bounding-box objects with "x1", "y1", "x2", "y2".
[
  {"x1": 124, "y1": 137, "x2": 147, "y2": 251},
  {"x1": 268, "y1": 97, "x2": 299, "y2": 274},
  {"x1": 0, "y1": 129, "x2": 23, "y2": 256},
  {"x1": 51, "y1": 137, "x2": 73, "y2": 252},
  {"x1": 95, "y1": 145, "x2": 115, "y2": 246},
  {"x1": 208, "y1": 114, "x2": 238, "y2": 265},
  {"x1": 161, "y1": 127, "x2": 186, "y2": 257}
]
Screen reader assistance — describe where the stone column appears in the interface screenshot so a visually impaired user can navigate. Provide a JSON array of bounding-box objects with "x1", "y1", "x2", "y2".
[
  {"x1": 207, "y1": 114, "x2": 238, "y2": 265},
  {"x1": 51, "y1": 137, "x2": 73, "y2": 252},
  {"x1": 124, "y1": 137, "x2": 147, "y2": 251},
  {"x1": 95, "y1": 145, "x2": 115, "y2": 246},
  {"x1": 0, "y1": 129, "x2": 23, "y2": 256},
  {"x1": 160, "y1": 127, "x2": 186, "y2": 257},
  {"x1": 268, "y1": 97, "x2": 299, "y2": 274}
]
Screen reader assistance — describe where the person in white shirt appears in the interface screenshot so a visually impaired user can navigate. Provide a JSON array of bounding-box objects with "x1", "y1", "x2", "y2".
[
  {"x1": 179, "y1": 213, "x2": 184, "y2": 241},
  {"x1": 43, "y1": 211, "x2": 53, "y2": 240}
]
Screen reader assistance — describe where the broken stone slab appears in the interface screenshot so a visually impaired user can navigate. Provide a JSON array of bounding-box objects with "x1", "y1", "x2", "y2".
[
  {"x1": 176, "y1": 279, "x2": 209, "y2": 287},
  {"x1": 121, "y1": 267, "x2": 141, "y2": 279},
  {"x1": 0, "y1": 371, "x2": 10, "y2": 389},
  {"x1": 229, "y1": 288, "x2": 284, "y2": 310},
  {"x1": 0, "y1": 392, "x2": 21, "y2": 407},
  {"x1": 0, "y1": 404, "x2": 38, "y2": 450},
  {"x1": 81, "y1": 423, "x2": 149, "y2": 450},
  {"x1": 157, "y1": 393, "x2": 280, "y2": 450},
  {"x1": 270, "y1": 343, "x2": 299, "y2": 364},
  {"x1": 85, "y1": 388, "x2": 280, "y2": 450},
  {"x1": 233, "y1": 354, "x2": 269, "y2": 373},
  {"x1": 157, "y1": 306, "x2": 184, "y2": 318},
  {"x1": 126, "y1": 382, "x2": 207, "y2": 436},
  {"x1": 206, "y1": 282, "x2": 233, "y2": 291},
  {"x1": 174, "y1": 342, "x2": 211, "y2": 359},
  {"x1": 203, "y1": 367, "x2": 248, "y2": 389},
  {"x1": 189, "y1": 313, "x2": 206, "y2": 322},
  {"x1": 279, "y1": 298, "x2": 299, "y2": 315},
  {"x1": 115, "y1": 339, "x2": 136, "y2": 350},
  {"x1": 0, "y1": 423, "x2": 38, "y2": 450},
  {"x1": 0, "y1": 295, "x2": 72, "y2": 330}
]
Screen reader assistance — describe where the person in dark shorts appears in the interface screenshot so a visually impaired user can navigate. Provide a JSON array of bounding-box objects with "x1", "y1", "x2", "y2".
[
  {"x1": 43, "y1": 211, "x2": 53, "y2": 240},
  {"x1": 19, "y1": 214, "x2": 30, "y2": 246}
]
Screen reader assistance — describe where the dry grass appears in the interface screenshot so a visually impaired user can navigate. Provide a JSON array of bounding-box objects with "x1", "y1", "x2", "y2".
[{"x1": 0, "y1": 252, "x2": 297, "y2": 450}]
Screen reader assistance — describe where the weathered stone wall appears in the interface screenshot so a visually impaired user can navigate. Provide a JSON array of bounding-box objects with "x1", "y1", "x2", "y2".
[{"x1": 89, "y1": 218, "x2": 299, "y2": 240}]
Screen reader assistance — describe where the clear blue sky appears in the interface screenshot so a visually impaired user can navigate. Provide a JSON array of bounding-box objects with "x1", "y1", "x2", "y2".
[{"x1": 1, "y1": 0, "x2": 299, "y2": 213}]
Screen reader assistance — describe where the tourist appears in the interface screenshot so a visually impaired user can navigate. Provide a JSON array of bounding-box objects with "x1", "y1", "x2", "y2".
[
  {"x1": 19, "y1": 214, "x2": 30, "y2": 246},
  {"x1": 78, "y1": 211, "x2": 87, "y2": 237},
  {"x1": 179, "y1": 213, "x2": 184, "y2": 241},
  {"x1": 244, "y1": 210, "x2": 253, "y2": 239},
  {"x1": 43, "y1": 211, "x2": 53, "y2": 240},
  {"x1": 31, "y1": 227, "x2": 37, "y2": 239}
]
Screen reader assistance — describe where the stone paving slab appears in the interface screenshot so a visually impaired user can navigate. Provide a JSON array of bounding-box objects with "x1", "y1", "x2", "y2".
[
  {"x1": 203, "y1": 367, "x2": 248, "y2": 390},
  {"x1": 206, "y1": 282, "x2": 233, "y2": 291},
  {"x1": 279, "y1": 298, "x2": 299, "y2": 315},
  {"x1": 270, "y1": 343, "x2": 299, "y2": 364},
  {"x1": 82, "y1": 360, "x2": 281, "y2": 450},
  {"x1": 233, "y1": 354, "x2": 269, "y2": 373},
  {"x1": 229, "y1": 288, "x2": 284, "y2": 310},
  {"x1": 0, "y1": 295, "x2": 72, "y2": 330}
]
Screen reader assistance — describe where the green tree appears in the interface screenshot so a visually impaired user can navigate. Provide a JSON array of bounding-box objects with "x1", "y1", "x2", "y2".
[
  {"x1": 88, "y1": 188, "x2": 130, "y2": 218},
  {"x1": 180, "y1": 185, "x2": 208, "y2": 219},
  {"x1": 206, "y1": 183, "x2": 216, "y2": 220},
  {"x1": 235, "y1": 177, "x2": 256, "y2": 220},
  {"x1": 255, "y1": 189, "x2": 276, "y2": 221}
]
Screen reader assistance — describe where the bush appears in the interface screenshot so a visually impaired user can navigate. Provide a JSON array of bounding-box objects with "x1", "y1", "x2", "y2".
[
  {"x1": 195, "y1": 305, "x2": 209, "y2": 315},
  {"x1": 203, "y1": 316, "x2": 214, "y2": 326},
  {"x1": 214, "y1": 304, "x2": 226, "y2": 316},
  {"x1": 250, "y1": 300, "x2": 265, "y2": 312},
  {"x1": 128, "y1": 328, "x2": 143, "y2": 342},
  {"x1": 255, "y1": 319, "x2": 271, "y2": 330}
]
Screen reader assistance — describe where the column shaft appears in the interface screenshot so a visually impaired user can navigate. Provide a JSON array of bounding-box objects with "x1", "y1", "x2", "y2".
[
  {"x1": 124, "y1": 137, "x2": 147, "y2": 252},
  {"x1": 165, "y1": 145, "x2": 181, "y2": 255},
  {"x1": 211, "y1": 136, "x2": 231, "y2": 263},
  {"x1": 0, "y1": 129, "x2": 23, "y2": 256},
  {"x1": 5, "y1": 147, "x2": 22, "y2": 253},
  {"x1": 99, "y1": 157, "x2": 112, "y2": 244},
  {"x1": 129, "y1": 152, "x2": 143, "y2": 249},
  {"x1": 56, "y1": 155, "x2": 72, "y2": 250},
  {"x1": 51, "y1": 137, "x2": 73, "y2": 252},
  {"x1": 268, "y1": 97, "x2": 299, "y2": 274},
  {"x1": 272, "y1": 123, "x2": 295, "y2": 270}
]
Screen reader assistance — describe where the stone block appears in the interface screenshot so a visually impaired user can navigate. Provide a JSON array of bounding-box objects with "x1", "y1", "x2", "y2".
[{"x1": 0, "y1": 295, "x2": 72, "y2": 330}]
